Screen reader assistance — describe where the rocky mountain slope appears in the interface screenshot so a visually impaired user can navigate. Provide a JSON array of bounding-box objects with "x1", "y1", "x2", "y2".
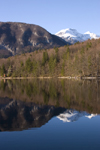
[
  {"x1": 56, "y1": 28, "x2": 100, "y2": 44},
  {"x1": 0, "y1": 22, "x2": 68, "y2": 58}
]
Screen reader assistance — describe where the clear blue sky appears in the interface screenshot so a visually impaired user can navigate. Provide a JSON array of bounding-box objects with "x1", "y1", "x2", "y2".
[{"x1": 0, "y1": 0, "x2": 100, "y2": 35}]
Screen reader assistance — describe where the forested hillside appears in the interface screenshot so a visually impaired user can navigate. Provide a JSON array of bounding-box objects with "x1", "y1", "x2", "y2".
[{"x1": 0, "y1": 38, "x2": 100, "y2": 77}]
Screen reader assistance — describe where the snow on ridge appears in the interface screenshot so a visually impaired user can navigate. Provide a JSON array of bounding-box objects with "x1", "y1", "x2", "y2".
[
  {"x1": 55, "y1": 28, "x2": 80, "y2": 38},
  {"x1": 55, "y1": 28, "x2": 100, "y2": 44},
  {"x1": 84, "y1": 31, "x2": 100, "y2": 39}
]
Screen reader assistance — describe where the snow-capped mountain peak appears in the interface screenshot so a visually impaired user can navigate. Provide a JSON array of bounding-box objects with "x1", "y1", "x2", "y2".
[
  {"x1": 84, "y1": 31, "x2": 99, "y2": 39},
  {"x1": 55, "y1": 28, "x2": 100, "y2": 44},
  {"x1": 56, "y1": 28, "x2": 80, "y2": 38}
]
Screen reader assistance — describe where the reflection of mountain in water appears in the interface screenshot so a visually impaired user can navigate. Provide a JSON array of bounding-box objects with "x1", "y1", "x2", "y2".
[
  {"x1": 0, "y1": 79, "x2": 100, "y2": 131},
  {"x1": 0, "y1": 98, "x2": 65, "y2": 131},
  {"x1": 0, "y1": 79, "x2": 100, "y2": 114},
  {"x1": 57, "y1": 110, "x2": 97, "y2": 122}
]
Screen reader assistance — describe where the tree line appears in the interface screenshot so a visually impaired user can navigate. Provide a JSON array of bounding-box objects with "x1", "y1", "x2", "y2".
[{"x1": 0, "y1": 38, "x2": 100, "y2": 77}]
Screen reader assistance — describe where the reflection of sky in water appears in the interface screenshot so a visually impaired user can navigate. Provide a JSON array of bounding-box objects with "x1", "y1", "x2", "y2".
[{"x1": 0, "y1": 110, "x2": 100, "y2": 150}]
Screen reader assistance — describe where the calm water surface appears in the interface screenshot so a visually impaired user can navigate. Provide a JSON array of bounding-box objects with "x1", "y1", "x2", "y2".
[{"x1": 0, "y1": 79, "x2": 100, "y2": 150}]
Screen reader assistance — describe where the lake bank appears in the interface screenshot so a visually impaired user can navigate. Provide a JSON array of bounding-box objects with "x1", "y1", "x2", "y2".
[{"x1": 0, "y1": 76, "x2": 100, "y2": 80}]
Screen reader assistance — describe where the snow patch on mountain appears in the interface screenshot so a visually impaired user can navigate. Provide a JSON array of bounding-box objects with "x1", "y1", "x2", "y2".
[
  {"x1": 84, "y1": 31, "x2": 100, "y2": 39},
  {"x1": 55, "y1": 28, "x2": 100, "y2": 44},
  {"x1": 57, "y1": 110, "x2": 97, "y2": 123}
]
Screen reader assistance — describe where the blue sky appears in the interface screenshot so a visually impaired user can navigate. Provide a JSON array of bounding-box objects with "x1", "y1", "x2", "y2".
[{"x1": 0, "y1": 0, "x2": 100, "y2": 35}]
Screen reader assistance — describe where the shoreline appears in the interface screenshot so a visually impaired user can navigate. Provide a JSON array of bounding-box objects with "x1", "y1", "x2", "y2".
[{"x1": 0, "y1": 76, "x2": 100, "y2": 80}]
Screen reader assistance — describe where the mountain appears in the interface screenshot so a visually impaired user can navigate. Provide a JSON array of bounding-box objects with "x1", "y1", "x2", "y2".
[
  {"x1": 57, "y1": 110, "x2": 97, "y2": 122},
  {"x1": 55, "y1": 28, "x2": 100, "y2": 44},
  {"x1": 0, "y1": 22, "x2": 68, "y2": 58}
]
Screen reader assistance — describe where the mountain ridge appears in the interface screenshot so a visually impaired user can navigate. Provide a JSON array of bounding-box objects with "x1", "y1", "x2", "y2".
[
  {"x1": 56, "y1": 28, "x2": 100, "y2": 44},
  {"x1": 0, "y1": 22, "x2": 68, "y2": 58}
]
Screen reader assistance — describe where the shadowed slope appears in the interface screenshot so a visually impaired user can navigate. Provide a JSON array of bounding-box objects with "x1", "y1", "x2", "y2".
[{"x1": 0, "y1": 22, "x2": 68, "y2": 57}]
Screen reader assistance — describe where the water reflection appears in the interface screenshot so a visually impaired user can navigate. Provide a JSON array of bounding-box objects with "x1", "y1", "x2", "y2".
[
  {"x1": 0, "y1": 99, "x2": 65, "y2": 131},
  {"x1": 0, "y1": 79, "x2": 100, "y2": 113},
  {"x1": 0, "y1": 98, "x2": 98, "y2": 131},
  {"x1": 57, "y1": 110, "x2": 97, "y2": 123},
  {"x1": 0, "y1": 79, "x2": 100, "y2": 131}
]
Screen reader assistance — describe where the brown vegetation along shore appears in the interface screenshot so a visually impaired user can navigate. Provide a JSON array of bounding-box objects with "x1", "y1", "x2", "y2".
[{"x1": 0, "y1": 38, "x2": 100, "y2": 77}]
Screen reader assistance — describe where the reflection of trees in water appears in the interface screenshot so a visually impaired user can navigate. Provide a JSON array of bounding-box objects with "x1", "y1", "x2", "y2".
[{"x1": 0, "y1": 79, "x2": 100, "y2": 113}]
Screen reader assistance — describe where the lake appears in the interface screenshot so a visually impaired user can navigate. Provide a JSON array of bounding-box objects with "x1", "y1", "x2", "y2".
[{"x1": 0, "y1": 79, "x2": 100, "y2": 150}]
